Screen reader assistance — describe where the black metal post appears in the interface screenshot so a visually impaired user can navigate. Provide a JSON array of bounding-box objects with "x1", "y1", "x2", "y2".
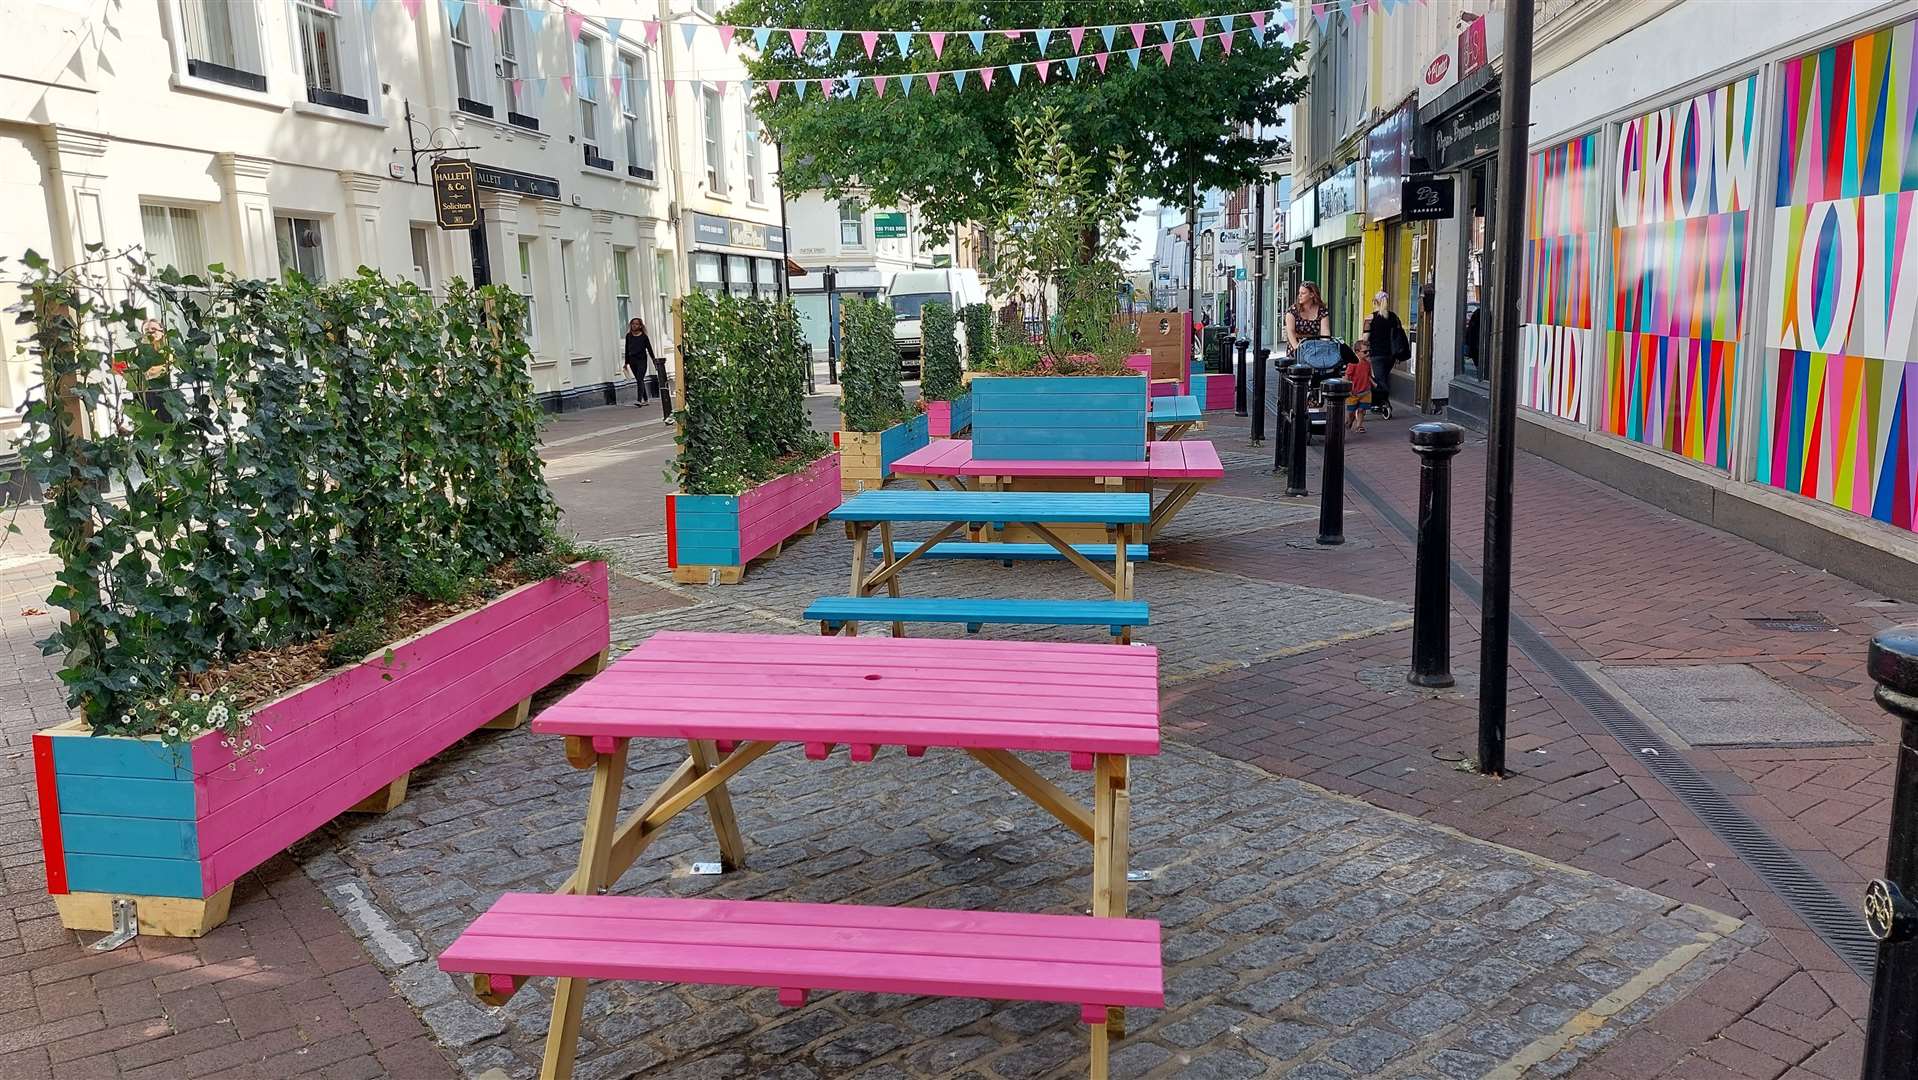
[
  {"x1": 1186, "y1": 197, "x2": 1198, "y2": 317},
  {"x1": 823, "y1": 265, "x2": 839, "y2": 385},
  {"x1": 1476, "y1": 0, "x2": 1536, "y2": 778},
  {"x1": 1410, "y1": 422, "x2": 1464, "y2": 689},
  {"x1": 1283, "y1": 363, "x2": 1311, "y2": 494},
  {"x1": 1234, "y1": 338, "x2": 1249, "y2": 416},
  {"x1": 1864, "y1": 626, "x2": 1918, "y2": 1080},
  {"x1": 468, "y1": 208, "x2": 491, "y2": 287},
  {"x1": 1269, "y1": 351, "x2": 1288, "y2": 462},
  {"x1": 1250, "y1": 175, "x2": 1267, "y2": 442},
  {"x1": 1317, "y1": 378, "x2": 1349, "y2": 545}
]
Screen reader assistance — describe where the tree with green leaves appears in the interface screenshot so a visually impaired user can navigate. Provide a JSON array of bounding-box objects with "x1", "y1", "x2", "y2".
[
  {"x1": 728, "y1": 1, "x2": 1308, "y2": 233},
  {"x1": 919, "y1": 301, "x2": 961, "y2": 401}
]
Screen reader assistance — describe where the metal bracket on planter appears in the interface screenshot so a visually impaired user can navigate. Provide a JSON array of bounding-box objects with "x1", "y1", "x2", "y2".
[
  {"x1": 90, "y1": 898, "x2": 138, "y2": 953},
  {"x1": 1126, "y1": 870, "x2": 1156, "y2": 883},
  {"x1": 690, "y1": 861, "x2": 725, "y2": 876}
]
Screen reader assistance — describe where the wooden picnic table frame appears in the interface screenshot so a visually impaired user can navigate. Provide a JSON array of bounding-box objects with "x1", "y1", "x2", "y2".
[{"x1": 890, "y1": 441, "x2": 1220, "y2": 543}]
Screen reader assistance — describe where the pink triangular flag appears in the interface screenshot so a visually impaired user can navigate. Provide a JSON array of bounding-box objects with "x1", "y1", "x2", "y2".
[
  {"x1": 767, "y1": 79, "x2": 782, "y2": 100},
  {"x1": 1129, "y1": 23, "x2": 1147, "y2": 48},
  {"x1": 873, "y1": 75, "x2": 887, "y2": 97},
  {"x1": 1158, "y1": 41, "x2": 1174, "y2": 63},
  {"x1": 1035, "y1": 61, "x2": 1049, "y2": 83},
  {"x1": 719, "y1": 25, "x2": 736, "y2": 51},
  {"x1": 1068, "y1": 27, "x2": 1086, "y2": 51},
  {"x1": 1189, "y1": 17, "x2": 1207, "y2": 40},
  {"x1": 561, "y1": 74, "x2": 573, "y2": 94},
  {"x1": 714, "y1": 80, "x2": 728, "y2": 95},
  {"x1": 322, "y1": 0, "x2": 335, "y2": 9},
  {"x1": 483, "y1": 1, "x2": 505, "y2": 34},
  {"x1": 980, "y1": 66, "x2": 995, "y2": 89},
  {"x1": 925, "y1": 71, "x2": 940, "y2": 92},
  {"x1": 513, "y1": 77, "x2": 526, "y2": 99},
  {"x1": 789, "y1": 28, "x2": 810, "y2": 53},
  {"x1": 643, "y1": 19, "x2": 660, "y2": 44},
  {"x1": 1251, "y1": 10, "x2": 1267, "y2": 33},
  {"x1": 820, "y1": 77, "x2": 833, "y2": 95},
  {"x1": 1001, "y1": 29, "x2": 1022, "y2": 40},
  {"x1": 1220, "y1": 30, "x2": 1235, "y2": 54},
  {"x1": 564, "y1": 9, "x2": 584, "y2": 42},
  {"x1": 929, "y1": 31, "x2": 947, "y2": 58},
  {"x1": 399, "y1": 0, "x2": 421, "y2": 16},
  {"x1": 609, "y1": 75, "x2": 621, "y2": 99},
  {"x1": 1352, "y1": 1, "x2": 1368, "y2": 25},
  {"x1": 861, "y1": 31, "x2": 879, "y2": 57},
  {"x1": 1094, "y1": 51, "x2": 1108, "y2": 72}
]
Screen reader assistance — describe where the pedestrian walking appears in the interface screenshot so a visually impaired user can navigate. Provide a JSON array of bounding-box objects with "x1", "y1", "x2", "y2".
[
  {"x1": 1364, "y1": 291, "x2": 1409, "y2": 420},
  {"x1": 1345, "y1": 340, "x2": 1374, "y2": 434},
  {"x1": 624, "y1": 317, "x2": 672, "y2": 422},
  {"x1": 1284, "y1": 282, "x2": 1331, "y2": 353}
]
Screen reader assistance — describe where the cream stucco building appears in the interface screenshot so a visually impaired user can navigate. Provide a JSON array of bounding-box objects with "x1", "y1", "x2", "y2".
[{"x1": 0, "y1": 0, "x2": 786, "y2": 453}]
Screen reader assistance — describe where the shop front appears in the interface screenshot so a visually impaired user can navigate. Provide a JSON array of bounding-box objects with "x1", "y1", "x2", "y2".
[
  {"x1": 1311, "y1": 162, "x2": 1364, "y2": 343},
  {"x1": 1364, "y1": 98, "x2": 1422, "y2": 402},
  {"x1": 1418, "y1": 71, "x2": 1500, "y2": 411},
  {"x1": 685, "y1": 211, "x2": 787, "y2": 299}
]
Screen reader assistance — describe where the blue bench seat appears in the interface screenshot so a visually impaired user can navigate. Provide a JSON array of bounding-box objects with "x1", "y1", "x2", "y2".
[
  {"x1": 875, "y1": 541, "x2": 1150, "y2": 564},
  {"x1": 1148, "y1": 396, "x2": 1201, "y2": 424},
  {"x1": 804, "y1": 596, "x2": 1149, "y2": 641}
]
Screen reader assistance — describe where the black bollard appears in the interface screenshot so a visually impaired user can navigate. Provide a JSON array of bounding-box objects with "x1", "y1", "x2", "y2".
[
  {"x1": 1408, "y1": 423, "x2": 1464, "y2": 688},
  {"x1": 1317, "y1": 378, "x2": 1349, "y2": 545},
  {"x1": 1251, "y1": 343, "x2": 1269, "y2": 445},
  {"x1": 1235, "y1": 339, "x2": 1250, "y2": 416},
  {"x1": 1283, "y1": 364, "x2": 1312, "y2": 495},
  {"x1": 1271, "y1": 354, "x2": 1292, "y2": 470},
  {"x1": 1864, "y1": 625, "x2": 1918, "y2": 1080}
]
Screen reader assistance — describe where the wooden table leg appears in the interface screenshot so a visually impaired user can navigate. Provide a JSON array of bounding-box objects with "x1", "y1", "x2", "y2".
[
  {"x1": 877, "y1": 521, "x2": 904, "y2": 637},
  {"x1": 1091, "y1": 753, "x2": 1131, "y2": 1040},
  {"x1": 542, "y1": 737, "x2": 630, "y2": 1080},
  {"x1": 845, "y1": 524, "x2": 871, "y2": 636},
  {"x1": 688, "y1": 739, "x2": 748, "y2": 870}
]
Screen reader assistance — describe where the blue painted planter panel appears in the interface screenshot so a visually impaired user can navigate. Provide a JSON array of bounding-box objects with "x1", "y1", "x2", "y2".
[
  {"x1": 49, "y1": 731, "x2": 207, "y2": 897},
  {"x1": 672, "y1": 493, "x2": 744, "y2": 566},
  {"x1": 877, "y1": 413, "x2": 931, "y2": 477},
  {"x1": 972, "y1": 376, "x2": 1148, "y2": 462},
  {"x1": 948, "y1": 393, "x2": 973, "y2": 435}
]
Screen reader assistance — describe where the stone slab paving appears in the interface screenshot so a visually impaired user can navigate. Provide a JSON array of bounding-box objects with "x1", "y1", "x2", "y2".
[
  {"x1": 301, "y1": 717, "x2": 1754, "y2": 1080},
  {"x1": 595, "y1": 492, "x2": 1408, "y2": 683}
]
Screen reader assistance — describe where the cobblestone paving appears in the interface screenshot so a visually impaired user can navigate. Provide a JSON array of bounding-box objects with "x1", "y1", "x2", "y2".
[
  {"x1": 595, "y1": 493, "x2": 1405, "y2": 682},
  {"x1": 300, "y1": 729, "x2": 1753, "y2": 1080}
]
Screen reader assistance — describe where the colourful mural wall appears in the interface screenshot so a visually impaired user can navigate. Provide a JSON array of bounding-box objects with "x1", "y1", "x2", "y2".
[
  {"x1": 1519, "y1": 134, "x2": 1600, "y2": 422},
  {"x1": 1600, "y1": 75, "x2": 1760, "y2": 471},
  {"x1": 1760, "y1": 19, "x2": 1918, "y2": 535}
]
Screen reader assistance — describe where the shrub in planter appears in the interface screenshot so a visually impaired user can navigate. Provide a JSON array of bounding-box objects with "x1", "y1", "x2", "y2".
[
  {"x1": 837, "y1": 296, "x2": 927, "y2": 490},
  {"x1": 12, "y1": 253, "x2": 610, "y2": 932},
  {"x1": 920, "y1": 302, "x2": 970, "y2": 437},
  {"x1": 961, "y1": 302, "x2": 994, "y2": 369},
  {"x1": 667, "y1": 291, "x2": 837, "y2": 582}
]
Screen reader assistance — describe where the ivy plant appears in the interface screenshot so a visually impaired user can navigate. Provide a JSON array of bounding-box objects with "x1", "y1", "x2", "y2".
[
  {"x1": 919, "y1": 302, "x2": 962, "y2": 403},
  {"x1": 672, "y1": 291, "x2": 830, "y2": 495},
  {"x1": 961, "y1": 303, "x2": 994, "y2": 370},
  {"x1": 837, "y1": 296, "x2": 914, "y2": 433}
]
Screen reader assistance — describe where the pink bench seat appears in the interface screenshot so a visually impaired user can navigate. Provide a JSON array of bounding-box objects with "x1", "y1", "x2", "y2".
[
  {"x1": 441, "y1": 893, "x2": 1165, "y2": 1018},
  {"x1": 892, "y1": 438, "x2": 1225, "y2": 481}
]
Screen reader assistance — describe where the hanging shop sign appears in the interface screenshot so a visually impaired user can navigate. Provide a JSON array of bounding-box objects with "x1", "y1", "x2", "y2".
[
  {"x1": 1285, "y1": 188, "x2": 1316, "y2": 243},
  {"x1": 1316, "y1": 162, "x2": 1362, "y2": 219},
  {"x1": 873, "y1": 211, "x2": 908, "y2": 238},
  {"x1": 1366, "y1": 100, "x2": 1417, "y2": 219},
  {"x1": 1401, "y1": 174, "x2": 1456, "y2": 220},
  {"x1": 431, "y1": 159, "x2": 479, "y2": 229},
  {"x1": 473, "y1": 163, "x2": 561, "y2": 201},
  {"x1": 1431, "y1": 93, "x2": 1501, "y2": 172},
  {"x1": 688, "y1": 211, "x2": 787, "y2": 253}
]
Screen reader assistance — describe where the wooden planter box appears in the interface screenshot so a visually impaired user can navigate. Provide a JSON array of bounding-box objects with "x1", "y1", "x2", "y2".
[
  {"x1": 925, "y1": 394, "x2": 973, "y2": 438},
  {"x1": 972, "y1": 375, "x2": 1148, "y2": 462},
  {"x1": 836, "y1": 413, "x2": 930, "y2": 492},
  {"x1": 667, "y1": 452, "x2": 842, "y2": 583},
  {"x1": 32, "y1": 563, "x2": 612, "y2": 937}
]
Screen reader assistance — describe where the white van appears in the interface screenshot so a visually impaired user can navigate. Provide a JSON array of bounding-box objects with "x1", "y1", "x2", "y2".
[{"x1": 887, "y1": 268, "x2": 986, "y2": 375}]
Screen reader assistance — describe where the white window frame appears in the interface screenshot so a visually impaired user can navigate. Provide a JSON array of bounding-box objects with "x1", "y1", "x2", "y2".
[
  {"x1": 518, "y1": 238, "x2": 539, "y2": 348},
  {"x1": 614, "y1": 248, "x2": 634, "y2": 325},
  {"x1": 165, "y1": 0, "x2": 275, "y2": 104},
  {"x1": 702, "y1": 86, "x2": 727, "y2": 195},
  {"x1": 560, "y1": 238, "x2": 580, "y2": 355},
  {"x1": 743, "y1": 108, "x2": 765, "y2": 205},
  {"x1": 839, "y1": 200, "x2": 864, "y2": 248},
  {"x1": 498, "y1": 0, "x2": 530, "y2": 120},
  {"x1": 409, "y1": 226, "x2": 435, "y2": 292},
  {"x1": 140, "y1": 203, "x2": 212, "y2": 274},
  {"x1": 274, "y1": 214, "x2": 328, "y2": 282},
  {"x1": 619, "y1": 50, "x2": 657, "y2": 181},
  {"x1": 290, "y1": 0, "x2": 380, "y2": 120},
  {"x1": 448, "y1": 1, "x2": 490, "y2": 115},
  {"x1": 693, "y1": 0, "x2": 719, "y2": 16},
  {"x1": 576, "y1": 33, "x2": 603, "y2": 148}
]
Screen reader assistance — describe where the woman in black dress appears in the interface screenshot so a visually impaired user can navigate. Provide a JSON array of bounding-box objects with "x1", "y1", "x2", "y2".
[
  {"x1": 1284, "y1": 282, "x2": 1331, "y2": 354},
  {"x1": 623, "y1": 317, "x2": 671, "y2": 422}
]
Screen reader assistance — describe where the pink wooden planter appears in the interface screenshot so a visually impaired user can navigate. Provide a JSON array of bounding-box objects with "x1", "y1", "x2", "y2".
[
  {"x1": 667, "y1": 453, "x2": 842, "y2": 582},
  {"x1": 34, "y1": 563, "x2": 611, "y2": 932}
]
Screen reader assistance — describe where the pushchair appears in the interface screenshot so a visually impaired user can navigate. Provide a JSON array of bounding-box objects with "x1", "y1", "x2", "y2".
[{"x1": 1286, "y1": 338, "x2": 1358, "y2": 437}]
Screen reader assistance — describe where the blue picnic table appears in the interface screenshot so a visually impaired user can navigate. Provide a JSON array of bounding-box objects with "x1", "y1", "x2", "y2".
[{"x1": 1148, "y1": 395, "x2": 1202, "y2": 439}]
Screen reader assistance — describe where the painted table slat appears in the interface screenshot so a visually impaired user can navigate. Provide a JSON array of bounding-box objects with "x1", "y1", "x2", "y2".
[{"x1": 830, "y1": 491, "x2": 1151, "y2": 525}]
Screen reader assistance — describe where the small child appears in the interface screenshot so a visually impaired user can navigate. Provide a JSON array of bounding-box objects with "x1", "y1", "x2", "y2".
[{"x1": 1345, "y1": 341, "x2": 1375, "y2": 433}]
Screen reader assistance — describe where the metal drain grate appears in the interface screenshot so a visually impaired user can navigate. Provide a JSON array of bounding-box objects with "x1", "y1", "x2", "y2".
[
  {"x1": 1342, "y1": 467, "x2": 1878, "y2": 979},
  {"x1": 1746, "y1": 613, "x2": 1837, "y2": 632}
]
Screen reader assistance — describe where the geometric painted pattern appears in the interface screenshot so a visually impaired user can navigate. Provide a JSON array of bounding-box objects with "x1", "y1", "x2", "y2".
[
  {"x1": 1520, "y1": 133, "x2": 1600, "y2": 422},
  {"x1": 1762, "y1": 18, "x2": 1918, "y2": 533},
  {"x1": 1601, "y1": 74, "x2": 1761, "y2": 470}
]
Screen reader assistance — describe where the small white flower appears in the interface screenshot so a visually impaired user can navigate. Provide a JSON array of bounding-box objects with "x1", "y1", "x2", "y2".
[
  {"x1": 190, "y1": 692, "x2": 203, "y2": 702},
  {"x1": 166, "y1": 726, "x2": 178, "y2": 737},
  {"x1": 128, "y1": 675, "x2": 140, "y2": 687}
]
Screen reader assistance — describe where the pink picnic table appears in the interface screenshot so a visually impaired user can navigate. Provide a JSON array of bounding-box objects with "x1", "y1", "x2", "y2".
[
  {"x1": 891, "y1": 438, "x2": 1225, "y2": 540},
  {"x1": 522, "y1": 630, "x2": 1162, "y2": 1067}
]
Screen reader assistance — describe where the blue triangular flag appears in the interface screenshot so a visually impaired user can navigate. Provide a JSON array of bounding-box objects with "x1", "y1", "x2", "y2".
[
  {"x1": 824, "y1": 30, "x2": 843, "y2": 55},
  {"x1": 680, "y1": 23, "x2": 698, "y2": 49},
  {"x1": 524, "y1": 5, "x2": 546, "y2": 33},
  {"x1": 1126, "y1": 47, "x2": 1140, "y2": 68},
  {"x1": 1159, "y1": 20, "x2": 1177, "y2": 44},
  {"x1": 893, "y1": 31, "x2": 912, "y2": 55},
  {"x1": 1100, "y1": 25, "x2": 1118, "y2": 49},
  {"x1": 1008, "y1": 62, "x2": 1023, "y2": 84},
  {"x1": 1187, "y1": 36, "x2": 1203, "y2": 59},
  {"x1": 898, "y1": 73, "x2": 912, "y2": 95},
  {"x1": 952, "y1": 69, "x2": 967, "y2": 91},
  {"x1": 754, "y1": 26, "x2": 772, "y2": 50},
  {"x1": 606, "y1": 17, "x2": 622, "y2": 42},
  {"x1": 441, "y1": 0, "x2": 462, "y2": 27},
  {"x1": 1220, "y1": 14, "x2": 1236, "y2": 30},
  {"x1": 1034, "y1": 28, "x2": 1053, "y2": 53},
  {"x1": 361, "y1": 0, "x2": 376, "y2": 15},
  {"x1": 794, "y1": 79, "x2": 809, "y2": 99},
  {"x1": 1066, "y1": 56, "x2": 1081, "y2": 78}
]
